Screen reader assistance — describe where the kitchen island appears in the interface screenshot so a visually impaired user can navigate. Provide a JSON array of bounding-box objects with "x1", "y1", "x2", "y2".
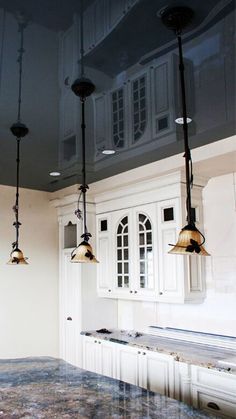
[{"x1": 0, "y1": 357, "x2": 215, "y2": 418}]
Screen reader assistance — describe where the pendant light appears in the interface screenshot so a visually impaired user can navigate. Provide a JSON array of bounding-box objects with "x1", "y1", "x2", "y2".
[
  {"x1": 70, "y1": 0, "x2": 98, "y2": 263},
  {"x1": 8, "y1": 15, "x2": 29, "y2": 265},
  {"x1": 161, "y1": 7, "x2": 210, "y2": 256}
]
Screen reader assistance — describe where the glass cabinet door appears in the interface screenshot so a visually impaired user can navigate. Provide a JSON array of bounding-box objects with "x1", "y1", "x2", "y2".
[
  {"x1": 138, "y1": 213, "x2": 154, "y2": 290},
  {"x1": 116, "y1": 216, "x2": 130, "y2": 289}
]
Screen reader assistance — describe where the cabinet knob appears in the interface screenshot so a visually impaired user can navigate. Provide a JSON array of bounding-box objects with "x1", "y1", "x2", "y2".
[
  {"x1": 143, "y1": 352, "x2": 146, "y2": 355},
  {"x1": 108, "y1": 289, "x2": 111, "y2": 292},
  {"x1": 94, "y1": 340, "x2": 97, "y2": 343},
  {"x1": 98, "y1": 341, "x2": 101, "y2": 344},
  {"x1": 159, "y1": 292, "x2": 163, "y2": 295},
  {"x1": 134, "y1": 291, "x2": 137, "y2": 294},
  {"x1": 207, "y1": 402, "x2": 220, "y2": 411},
  {"x1": 66, "y1": 316, "x2": 72, "y2": 321},
  {"x1": 138, "y1": 351, "x2": 141, "y2": 354},
  {"x1": 130, "y1": 290, "x2": 133, "y2": 293}
]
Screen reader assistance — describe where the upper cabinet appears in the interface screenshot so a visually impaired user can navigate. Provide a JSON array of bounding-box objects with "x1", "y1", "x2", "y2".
[
  {"x1": 96, "y1": 172, "x2": 207, "y2": 304},
  {"x1": 97, "y1": 204, "x2": 158, "y2": 301}
]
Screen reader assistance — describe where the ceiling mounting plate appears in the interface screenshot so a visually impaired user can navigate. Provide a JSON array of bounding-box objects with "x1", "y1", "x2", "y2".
[{"x1": 160, "y1": 6, "x2": 194, "y2": 32}]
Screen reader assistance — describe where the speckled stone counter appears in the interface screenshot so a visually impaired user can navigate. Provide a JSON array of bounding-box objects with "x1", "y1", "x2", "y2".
[
  {"x1": 0, "y1": 357, "x2": 216, "y2": 418},
  {"x1": 81, "y1": 330, "x2": 236, "y2": 374}
]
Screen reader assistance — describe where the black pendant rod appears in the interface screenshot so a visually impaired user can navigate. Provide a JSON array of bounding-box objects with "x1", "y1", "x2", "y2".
[
  {"x1": 176, "y1": 31, "x2": 192, "y2": 225},
  {"x1": 17, "y1": 25, "x2": 25, "y2": 122},
  {"x1": 79, "y1": 0, "x2": 84, "y2": 77},
  {"x1": 80, "y1": 96, "x2": 90, "y2": 240},
  {"x1": 14, "y1": 138, "x2": 21, "y2": 248}
]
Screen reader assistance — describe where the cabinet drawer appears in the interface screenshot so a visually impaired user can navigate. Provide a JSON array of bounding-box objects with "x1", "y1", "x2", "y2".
[
  {"x1": 193, "y1": 387, "x2": 236, "y2": 418},
  {"x1": 191, "y1": 366, "x2": 236, "y2": 396}
]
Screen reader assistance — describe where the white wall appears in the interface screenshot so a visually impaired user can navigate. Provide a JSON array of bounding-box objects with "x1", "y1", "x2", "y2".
[
  {"x1": 118, "y1": 173, "x2": 236, "y2": 337},
  {"x1": 0, "y1": 185, "x2": 59, "y2": 358}
]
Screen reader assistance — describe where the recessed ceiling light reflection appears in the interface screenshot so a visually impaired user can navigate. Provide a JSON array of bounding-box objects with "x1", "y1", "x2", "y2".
[
  {"x1": 49, "y1": 171, "x2": 61, "y2": 177},
  {"x1": 102, "y1": 149, "x2": 116, "y2": 155}
]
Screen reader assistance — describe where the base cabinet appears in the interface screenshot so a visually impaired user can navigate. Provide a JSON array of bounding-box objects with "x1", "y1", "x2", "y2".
[
  {"x1": 139, "y1": 349, "x2": 174, "y2": 397},
  {"x1": 83, "y1": 338, "x2": 174, "y2": 397},
  {"x1": 83, "y1": 336, "x2": 116, "y2": 379},
  {"x1": 82, "y1": 336, "x2": 236, "y2": 418},
  {"x1": 191, "y1": 365, "x2": 236, "y2": 418}
]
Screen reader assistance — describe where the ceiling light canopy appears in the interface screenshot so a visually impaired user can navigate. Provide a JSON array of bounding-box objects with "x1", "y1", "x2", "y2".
[
  {"x1": 70, "y1": 0, "x2": 98, "y2": 264},
  {"x1": 8, "y1": 16, "x2": 29, "y2": 265},
  {"x1": 161, "y1": 6, "x2": 210, "y2": 256}
]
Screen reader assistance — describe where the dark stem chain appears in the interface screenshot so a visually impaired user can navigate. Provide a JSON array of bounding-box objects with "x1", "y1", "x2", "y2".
[
  {"x1": 14, "y1": 138, "x2": 21, "y2": 248},
  {"x1": 79, "y1": 97, "x2": 90, "y2": 241},
  {"x1": 176, "y1": 32, "x2": 192, "y2": 225},
  {"x1": 17, "y1": 25, "x2": 25, "y2": 122}
]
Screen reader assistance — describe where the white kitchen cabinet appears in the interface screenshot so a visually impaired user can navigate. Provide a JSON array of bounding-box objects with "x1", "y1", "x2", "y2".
[
  {"x1": 191, "y1": 365, "x2": 236, "y2": 418},
  {"x1": 157, "y1": 197, "x2": 205, "y2": 304},
  {"x1": 116, "y1": 345, "x2": 139, "y2": 385},
  {"x1": 116, "y1": 343, "x2": 174, "y2": 397},
  {"x1": 139, "y1": 349, "x2": 175, "y2": 397},
  {"x1": 96, "y1": 213, "x2": 113, "y2": 297},
  {"x1": 97, "y1": 203, "x2": 158, "y2": 301},
  {"x1": 83, "y1": 335, "x2": 116, "y2": 378}
]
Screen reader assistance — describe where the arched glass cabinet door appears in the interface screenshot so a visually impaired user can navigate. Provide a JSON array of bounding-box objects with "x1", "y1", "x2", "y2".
[
  {"x1": 116, "y1": 216, "x2": 130, "y2": 289},
  {"x1": 138, "y1": 213, "x2": 154, "y2": 290}
]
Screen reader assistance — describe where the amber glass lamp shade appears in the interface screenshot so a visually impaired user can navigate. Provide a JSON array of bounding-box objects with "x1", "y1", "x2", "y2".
[
  {"x1": 7, "y1": 248, "x2": 28, "y2": 265},
  {"x1": 168, "y1": 224, "x2": 210, "y2": 256},
  {"x1": 71, "y1": 241, "x2": 99, "y2": 263}
]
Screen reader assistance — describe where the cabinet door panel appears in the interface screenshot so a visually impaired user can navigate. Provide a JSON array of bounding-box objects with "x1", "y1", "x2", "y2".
[
  {"x1": 141, "y1": 351, "x2": 174, "y2": 397},
  {"x1": 83, "y1": 337, "x2": 97, "y2": 373},
  {"x1": 116, "y1": 346, "x2": 139, "y2": 386},
  {"x1": 157, "y1": 199, "x2": 184, "y2": 302},
  {"x1": 60, "y1": 251, "x2": 81, "y2": 367},
  {"x1": 132, "y1": 203, "x2": 158, "y2": 300},
  {"x1": 112, "y1": 209, "x2": 133, "y2": 295},
  {"x1": 96, "y1": 214, "x2": 113, "y2": 297},
  {"x1": 99, "y1": 341, "x2": 116, "y2": 378}
]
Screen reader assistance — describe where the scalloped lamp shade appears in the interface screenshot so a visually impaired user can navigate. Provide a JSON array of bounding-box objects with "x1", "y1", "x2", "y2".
[
  {"x1": 168, "y1": 224, "x2": 210, "y2": 256},
  {"x1": 7, "y1": 248, "x2": 28, "y2": 265},
  {"x1": 71, "y1": 241, "x2": 99, "y2": 263}
]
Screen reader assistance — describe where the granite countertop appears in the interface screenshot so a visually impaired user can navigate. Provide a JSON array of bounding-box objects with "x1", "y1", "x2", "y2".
[
  {"x1": 0, "y1": 357, "x2": 216, "y2": 418},
  {"x1": 81, "y1": 329, "x2": 236, "y2": 374}
]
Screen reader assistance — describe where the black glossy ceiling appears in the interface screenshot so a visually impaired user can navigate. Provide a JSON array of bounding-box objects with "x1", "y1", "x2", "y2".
[
  {"x1": 0, "y1": 0, "x2": 235, "y2": 192},
  {"x1": 0, "y1": 0, "x2": 94, "y2": 31}
]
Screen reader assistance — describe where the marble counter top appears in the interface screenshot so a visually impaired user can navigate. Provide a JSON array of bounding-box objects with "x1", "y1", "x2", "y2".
[
  {"x1": 0, "y1": 357, "x2": 216, "y2": 418},
  {"x1": 81, "y1": 330, "x2": 236, "y2": 374}
]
